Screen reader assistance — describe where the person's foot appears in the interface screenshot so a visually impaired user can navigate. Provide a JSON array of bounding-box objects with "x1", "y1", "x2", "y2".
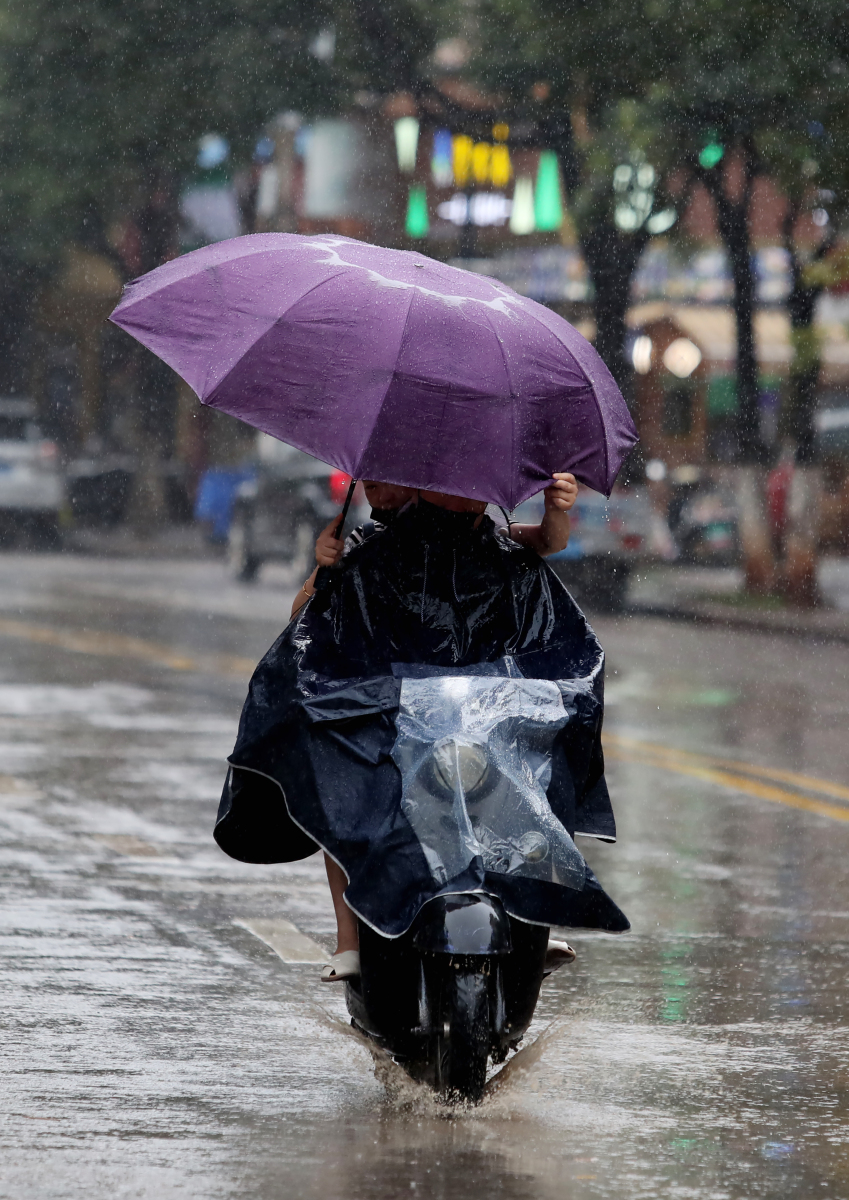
[
  {"x1": 320, "y1": 949, "x2": 360, "y2": 983},
  {"x1": 543, "y1": 940, "x2": 576, "y2": 976}
]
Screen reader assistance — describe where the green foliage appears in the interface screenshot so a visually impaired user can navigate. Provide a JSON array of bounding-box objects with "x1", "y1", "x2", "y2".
[
  {"x1": 334, "y1": 0, "x2": 439, "y2": 96},
  {"x1": 654, "y1": 0, "x2": 849, "y2": 186},
  {"x1": 477, "y1": 0, "x2": 674, "y2": 113},
  {"x1": 0, "y1": 0, "x2": 343, "y2": 264},
  {"x1": 475, "y1": 0, "x2": 849, "y2": 408},
  {"x1": 476, "y1": 0, "x2": 849, "y2": 224},
  {"x1": 805, "y1": 243, "x2": 849, "y2": 289}
]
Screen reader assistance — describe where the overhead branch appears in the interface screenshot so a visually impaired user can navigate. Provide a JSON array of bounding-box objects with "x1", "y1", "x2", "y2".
[{"x1": 348, "y1": 0, "x2": 431, "y2": 98}]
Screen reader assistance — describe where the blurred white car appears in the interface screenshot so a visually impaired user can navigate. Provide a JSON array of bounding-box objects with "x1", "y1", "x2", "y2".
[
  {"x1": 0, "y1": 398, "x2": 64, "y2": 546},
  {"x1": 227, "y1": 433, "x2": 370, "y2": 580},
  {"x1": 497, "y1": 484, "x2": 675, "y2": 612}
]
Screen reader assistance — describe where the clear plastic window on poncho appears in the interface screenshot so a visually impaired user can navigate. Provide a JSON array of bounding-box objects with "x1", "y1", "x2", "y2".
[{"x1": 391, "y1": 676, "x2": 586, "y2": 891}]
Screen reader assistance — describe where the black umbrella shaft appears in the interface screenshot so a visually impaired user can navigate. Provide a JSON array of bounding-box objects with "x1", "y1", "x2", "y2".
[{"x1": 335, "y1": 479, "x2": 358, "y2": 540}]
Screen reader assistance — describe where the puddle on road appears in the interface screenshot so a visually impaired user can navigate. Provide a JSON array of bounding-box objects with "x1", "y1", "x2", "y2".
[
  {"x1": 226, "y1": 914, "x2": 849, "y2": 1199},
  {"x1": 4, "y1": 579, "x2": 849, "y2": 1198},
  {"x1": 0, "y1": 773, "x2": 42, "y2": 801},
  {"x1": 0, "y1": 682, "x2": 153, "y2": 717}
]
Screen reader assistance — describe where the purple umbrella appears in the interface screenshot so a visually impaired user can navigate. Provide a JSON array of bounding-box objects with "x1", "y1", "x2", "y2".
[{"x1": 110, "y1": 233, "x2": 637, "y2": 509}]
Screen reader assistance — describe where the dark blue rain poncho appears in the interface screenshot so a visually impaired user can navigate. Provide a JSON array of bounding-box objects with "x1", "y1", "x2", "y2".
[{"x1": 215, "y1": 499, "x2": 629, "y2": 937}]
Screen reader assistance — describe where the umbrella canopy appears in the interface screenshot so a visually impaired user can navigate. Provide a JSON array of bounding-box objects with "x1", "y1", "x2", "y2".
[{"x1": 110, "y1": 233, "x2": 637, "y2": 508}]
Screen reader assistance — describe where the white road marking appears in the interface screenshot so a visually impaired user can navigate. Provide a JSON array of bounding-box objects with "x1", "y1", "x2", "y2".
[{"x1": 235, "y1": 917, "x2": 330, "y2": 963}]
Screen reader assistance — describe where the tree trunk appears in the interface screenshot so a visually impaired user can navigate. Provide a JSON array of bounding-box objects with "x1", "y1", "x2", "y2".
[
  {"x1": 541, "y1": 110, "x2": 642, "y2": 390},
  {"x1": 704, "y1": 144, "x2": 763, "y2": 466},
  {"x1": 784, "y1": 287, "x2": 821, "y2": 463},
  {"x1": 581, "y1": 220, "x2": 648, "y2": 394},
  {"x1": 776, "y1": 207, "x2": 830, "y2": 605},
  {"x1": 728, "y1": 464, "x2": 774, "y2": 593},
  {"x1": 126, "y1": 176, "x2": 180, "y2": 533},
  {"x1": 0, "y1": 254, "x2": 35, "y2": 397},
  {"x1": 727, "y1": 219, "x2": 760, "y2": 464},
  {"x1": 724, "y1": 196, "x2": 774, "y2": 590},
  {"x1": 701, "y1": 143, "x2": 773, "y2": 591},
  {"x1": 126, "y1": 350, "x2": 176, "y2": 531},
  {"x1": 782, "y1": 466, "x2": 821, "y2": 607}
]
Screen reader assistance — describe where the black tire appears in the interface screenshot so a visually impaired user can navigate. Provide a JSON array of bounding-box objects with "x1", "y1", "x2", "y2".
[{"x1": 436, "y1": 963, "x2": 490, "y2": 1103}]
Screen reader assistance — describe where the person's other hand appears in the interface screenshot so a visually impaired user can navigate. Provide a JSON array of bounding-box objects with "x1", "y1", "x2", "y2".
[
  {"x1": 544, "y1": 473, "x2": 578, "y2": 513},
  {"x1": 315, "y1": 517, "x2": 344, "y2": 566}
]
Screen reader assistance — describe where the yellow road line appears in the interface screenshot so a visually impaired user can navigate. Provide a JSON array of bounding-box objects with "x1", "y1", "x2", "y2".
[
  {"x1": 605, "y1": 732, "x2": 849, "y2": 805},
  {"x1": 0, "y1": 617, "x2": 255, "y2": 679},
  {"x1": 4, "y1": 613, "x2": 849, "y2": 824},
  {"x1": 605, "y1": 742, "x2": 849, "y2": 824}
]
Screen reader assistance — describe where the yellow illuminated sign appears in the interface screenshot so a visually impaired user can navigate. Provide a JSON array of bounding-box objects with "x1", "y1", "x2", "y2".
[
  {"x1": 490, "y1": 144, "x2": 512, "y2": 188},
  {"x1": 452, "y1": 135, "x2": 474, "y2": 186},
  {"x1": 451, "y1": 133, "x2": 513, "y2": 189},
  {"x1": 472, "y1": 142, "x2": 491, "y2": 184}
]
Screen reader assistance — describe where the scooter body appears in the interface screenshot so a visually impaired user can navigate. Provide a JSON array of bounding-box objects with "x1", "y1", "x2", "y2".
[
  {"x1": 341, "y1": 671, "x2": 588, "y2": 1101},
  {"x1": 346, "y1": 893, "x2": 548, "y2": 1102}
]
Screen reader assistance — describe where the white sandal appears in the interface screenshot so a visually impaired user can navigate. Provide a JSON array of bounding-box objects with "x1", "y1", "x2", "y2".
[
  {"x1": 544, "y1": 940, "x2": 576, "y2": 975},
  {"x1": 320, "y1": 950, "x2": 361, "y2": 983}
]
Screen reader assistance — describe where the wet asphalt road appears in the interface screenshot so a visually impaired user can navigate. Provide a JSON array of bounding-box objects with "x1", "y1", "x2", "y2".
[{"x1": 1, "y1": 551, "x2": 849, "y2": 1200}]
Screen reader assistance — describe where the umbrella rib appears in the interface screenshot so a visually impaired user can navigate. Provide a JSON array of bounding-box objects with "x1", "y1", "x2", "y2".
[
  {"x1": 204, "y1": 269, "x2": 351, "y2": 407},
  {"x1": 480, "y1": 308, "x2": 518, "y2": 510},
  {"x1": 519, "y1": 304, "x2": 611, "y2": 490},
  {"x1": 354, "y1": 285, "x2": 418, "y2": 480}
]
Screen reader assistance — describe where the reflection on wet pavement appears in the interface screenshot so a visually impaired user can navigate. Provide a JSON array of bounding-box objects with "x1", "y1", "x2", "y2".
[{"x1": 1, "y1": 554, "x2": 848, "y2": 1198}]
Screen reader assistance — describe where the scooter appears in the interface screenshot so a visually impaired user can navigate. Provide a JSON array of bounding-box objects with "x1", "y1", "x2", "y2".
[
  {"x1": 345, "y1": 895, "x2": 549, "y2": 1103},
  {"x1": 343, "y1": 672, "x2": 582, "y2": 1103}
]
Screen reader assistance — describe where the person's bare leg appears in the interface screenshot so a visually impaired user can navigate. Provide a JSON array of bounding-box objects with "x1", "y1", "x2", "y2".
[{"x1": 324, "y1": 853, "x2": 359, "y2": 954}]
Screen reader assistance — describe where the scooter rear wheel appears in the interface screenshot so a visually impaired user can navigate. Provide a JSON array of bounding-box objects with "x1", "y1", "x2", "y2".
[{"x1": 436, "y1": 963, "x2": 490, "y2": 1104}]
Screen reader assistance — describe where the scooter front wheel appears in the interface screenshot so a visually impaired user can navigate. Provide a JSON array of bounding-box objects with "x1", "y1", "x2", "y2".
[{"x1": 436, "y1": 961, "x2": 490, "y2": 1104}]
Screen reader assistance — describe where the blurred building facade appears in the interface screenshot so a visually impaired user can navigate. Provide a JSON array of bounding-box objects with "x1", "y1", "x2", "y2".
[{"x1": 30, "y1": 85, "x2": 849, "y2": 530}]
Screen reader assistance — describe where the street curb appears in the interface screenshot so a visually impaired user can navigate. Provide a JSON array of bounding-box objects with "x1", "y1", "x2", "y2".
[
  {"x1": 626, "y1": 601, "x2": 849, "y2": 644},
  {"x1": 62, "y1": 530, "x2": 219, "y2": 561}
]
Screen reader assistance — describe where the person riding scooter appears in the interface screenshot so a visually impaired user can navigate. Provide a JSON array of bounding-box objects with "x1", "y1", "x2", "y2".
[
  {"x1": 111, "y1": 227, "x2": 637, "y2": 1102},
  {"x1": 215, "y1": 477, "x2": 628, "y2": 962},
  {"x1": 215, "y1": 475, "x2": 628, "y2": 1099},
  {"x1": 290, "y1": 475, "x2": 582, "y2": 982}
]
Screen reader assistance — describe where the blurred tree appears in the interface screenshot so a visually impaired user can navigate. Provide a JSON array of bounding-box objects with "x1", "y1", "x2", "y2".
[
  {"x1": 757, "y1": 99, "x2": 849, "y2": 603},
  {"x1": 340, "y1": 0, "x2": 436, "y2": 96},
  {"x1": 0, "y1": 0, "x2": 344, "y2": 272},
  {"x1": 475, "y1": 3, "x2": 678, "y2": 394},
  {"x1": 771, "y1": 130, "x2": 845, "y2": 604},
  {"x1": 557, "y1": 100, "x2": 682, "y2": 398},
  {"x1": 0, "y1": 0, "x2": 346, "y2": 517},
  {"x1": 661, "y1": 2, "x2": 847, "y2": 452},
  {"x1": 660, "y1": 0, "x2": 849, "y2": 593},
  {"x1": 477, "y1": 0, "x2": 849, "y2": 594}
]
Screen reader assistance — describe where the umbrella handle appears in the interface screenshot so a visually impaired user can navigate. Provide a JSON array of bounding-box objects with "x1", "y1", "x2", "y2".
[{"x1": 334, "y1": 478, "x2": 358, "y2": 541}]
